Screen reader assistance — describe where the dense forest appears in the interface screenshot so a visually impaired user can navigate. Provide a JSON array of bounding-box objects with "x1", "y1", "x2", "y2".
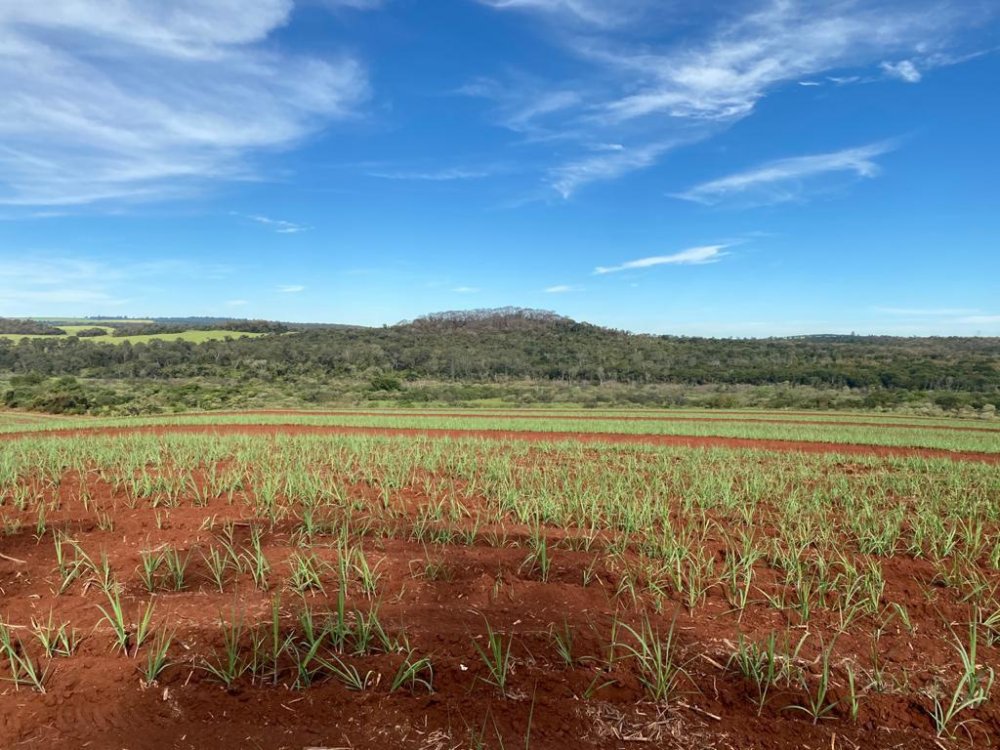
[{"x1": 1, "y1": 309, "x2": 998, "y2": 415}]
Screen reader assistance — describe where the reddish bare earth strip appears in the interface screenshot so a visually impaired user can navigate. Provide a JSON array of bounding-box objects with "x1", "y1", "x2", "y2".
[{"x1": 3, "y1": 422, "x2": 997, "y2": 463}]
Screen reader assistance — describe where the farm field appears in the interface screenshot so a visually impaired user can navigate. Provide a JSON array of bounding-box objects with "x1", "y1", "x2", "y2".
[
  {"x1": 0, "y1": 409, "x2": 997, "y2": 748},
  {"x1": 3, "y1": 408, "x2": 999, "y2": 454},
  {"x1": 0, "y1": 328, "x2": 264, "y2": 344}
]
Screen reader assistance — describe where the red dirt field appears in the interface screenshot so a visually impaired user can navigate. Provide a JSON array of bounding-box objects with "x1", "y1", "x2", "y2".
[
  {"x1": 2, "y1": 421, "x2": 998, "y2": 464},
  {"x1": 0, "y1": 429, "x2": 997, "y2": 749}
]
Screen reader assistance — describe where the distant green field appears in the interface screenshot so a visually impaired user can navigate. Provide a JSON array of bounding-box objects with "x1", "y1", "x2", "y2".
[
  {"x1": 55, "y1": 325, "x2": 116, "y2": 335},
  {"x1": 0, "y1": 328, "x2": 263, "y2": 344},
  {"x1": 30, "y1": 317, "x2": 155, "y2": 324}
]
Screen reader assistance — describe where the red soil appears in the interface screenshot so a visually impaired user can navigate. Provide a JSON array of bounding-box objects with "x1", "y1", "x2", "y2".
[
  {"x1": 4, "y1": 421, "x2": 998, "y2": 463},
  {"x1": 0, "y1": 431, "x2": 998, "y2": 748}
]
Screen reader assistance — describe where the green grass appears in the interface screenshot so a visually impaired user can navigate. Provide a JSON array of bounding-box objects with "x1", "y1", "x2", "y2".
[
  {"x1": 214, "y1": 406, "x2": 1000, "y2": 430},
  {"x1": 0, "y1": 412, "x2": 71, "y2": 426},
  {"x1": 30, "y1": 318, "x2": 154, "y2": 324},
  {"x1": 55, "y1": 325, "x2": 116, "y2": 335},
  {"x1": 0, "y1": 329, "x2": 264, "y2": 344},
  {"x1": 0, "y1": 407, "x2": 996, "y2": 452}
]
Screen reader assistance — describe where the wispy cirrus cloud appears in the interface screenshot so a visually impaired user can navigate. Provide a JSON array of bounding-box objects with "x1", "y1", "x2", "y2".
[
  {"x1": 238, "y1": 213, "x2": 310, "y2": 234},
  {"x1": 367, "y1": 167, "x2": 496, "y2": 181},
  {"x1": 454, "y1": 76, "x2": 584, "y2": 139},
  {"x1": 322, "y1": 0, "x2": 386, "y2": 9},
  {"x1": 544, "y1": 284, "x2": 583, "y2": 293},
  {"x1": 675, "y1": 142, "x2": 896, "y2": 205},
  {"x1": 548, "y1": 141, "x2": 675, "y2": 199},
  {"x1": 595, "y1": 245, "x2": 727, "y2": 275},
  {"x1": 473, "y1": 0, "x2": 996, "y2": 197},
  {"x1": 475, "y1": 0, "x2": 642, "y2": 27},
  {"x1": 451, "y1": 286, "x2": 480, "y2": 293},
  {"x1": 0, "y1": 1, "x2": 372, "y2": 207},
  {"x1": 877, "y1": 49, "x2": 992, "y2": 85},
  {"x1": 277, "y1": 284, "x2": 306, "y2": 293}
]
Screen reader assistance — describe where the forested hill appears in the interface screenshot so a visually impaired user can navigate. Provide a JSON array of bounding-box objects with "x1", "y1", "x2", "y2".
[{"x1": 1, "y1": 308, "x2": 997, "y2": 399}]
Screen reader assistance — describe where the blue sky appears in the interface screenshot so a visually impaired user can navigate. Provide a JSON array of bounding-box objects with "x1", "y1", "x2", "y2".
[{"x1": 0, "y1": 0, "x2": 998, "y2": 335}]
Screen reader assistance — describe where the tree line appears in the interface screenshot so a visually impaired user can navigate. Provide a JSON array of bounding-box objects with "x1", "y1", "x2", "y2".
[{"x1": 0, "y1": 309, "x2": 997, "y2": 414}]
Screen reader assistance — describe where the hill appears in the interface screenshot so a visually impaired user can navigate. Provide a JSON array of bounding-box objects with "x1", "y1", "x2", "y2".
[{"x1": 0, "y1": 308, "x2": 997, "y2": 415}]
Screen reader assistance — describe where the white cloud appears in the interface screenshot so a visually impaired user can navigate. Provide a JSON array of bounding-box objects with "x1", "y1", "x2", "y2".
[
  {"x1": 960, "y1": 315, "x2": 1000, "y2": 325},
  {"x1": 548, "y1": 141, "x2": 674, "y2": 198},
  {"x1": 544, "y1": 284, "x2": 582, "y2": 293},
  {"x1": 0, "y1": 1, "x2": 370, "y2": 206},
  {"x1": 277, "y1": 284, "x2": 306, "y2": 293},
  {"x1": 881, "y1": 59, "x2": 922, "y2": 82},
  {"x1": 322, "y1": 0, "x2": 385, "y2": 8},
  {"x1": 477, "y1": 0, "x2": 993, "y2": 197},
  {"x1": 595, "y1": 245, "x2": 727, "y2": 274},
  {"x1": 476, "y1": 0, "x2": 637, "y2": 27},
  {"x1": 367, "y1": 167, "x2": 494, "y2": 181},
  {"x1": 455, "y1": 77, "x2": 584, "y2": 138},
  {"x1": 239, "y1": 214, "x2": 310, "y2": 234},
  {"x1": 226, "y1": 299, "x2": 249, "y2": 307},
  {"x1": 451, "y1": 286, "x2": 480, "y2": 293},
  {"x1": 676, "y1": 142, "x2": 895, "y2": 205},
  {"x1": 586, "y1": 3, "x2": 973, "y2": 125}
]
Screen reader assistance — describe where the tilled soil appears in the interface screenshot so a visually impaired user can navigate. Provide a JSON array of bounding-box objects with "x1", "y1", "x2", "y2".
[{"x1": 0, "y1": 427, "x2": 997, "y2": 749}]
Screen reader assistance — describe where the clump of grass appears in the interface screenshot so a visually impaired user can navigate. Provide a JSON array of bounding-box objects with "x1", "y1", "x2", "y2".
[
  {"x1": 549, "y1": 620, "x2": 575, "y2": 668},
  {"x1": 785, "y1": 637, "x2": 839, "y2": 724},
  {"x1": 351, "y1": 546, "x2": 382, "y2": 599},
  {"x1": 141, "y1": 628, "x2": 174, "y2": 685},
  {"x1": 390, "y1": 650, "x2": 434, "y2": 694},
  {"x1": 729, "y1": 632, "x2": 781, "y2": 715},
  {"x1": 30, "y1": 611, "x2": 80, "y2": 658},
  {"x1": 319, "y1": 653, "x2": 378, "y2": 691},
  {"x1": 137, "y1": 550, "x2": 163, "y2": 593},
  {"x1": 242, "y1": 528, "x2": 270, "y2": 591},
  {"x1": 96, "y1": 590, "x2": 155, "y2": 657},
  {"x1": 53, "y1": 532, "x2": 91, "y2": 594},
  {"x1": 201, "y1": 616, "x2": 247, "y2": 689},
  {"x1": 929, "y1": 622, "x2": 995, "y2": 738},
  {"x1": 202, "y1": 545, "x2": 234, "y2": 593},
  {"x1": 0, "y1": 620, "x2": 50, "y2": 693},
  {"x1": 473, "y1": 621, "x2": 514, "y2": 696},
  {"x1": 521, "y1": 524, "x2": 552, "y2": 582},
  {"x1": 617, "y1": 617, "x2": 685, "y2": 703},
  {"x1": 286, "y1": 551, "x2": 326, "y2": 595},
  {"x1": 162, "y1": 547, "x2": 190, "y2": 591}
]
